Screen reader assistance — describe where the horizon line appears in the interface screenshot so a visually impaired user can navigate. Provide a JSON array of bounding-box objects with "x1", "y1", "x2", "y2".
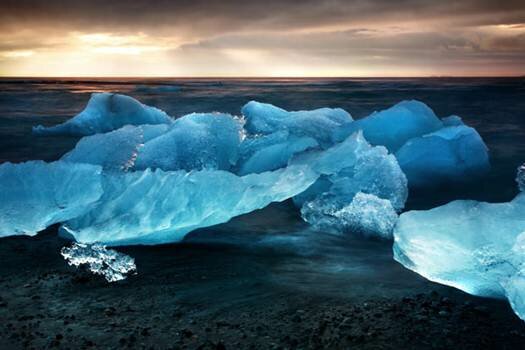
[{"x1": 0, "y1": 75, "x2": 523, "y2": 79}]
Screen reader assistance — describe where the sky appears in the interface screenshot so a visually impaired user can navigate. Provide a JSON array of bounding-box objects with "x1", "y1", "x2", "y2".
[{"x1": 0, "y1": 0, "x2": 524, "y2": 77}]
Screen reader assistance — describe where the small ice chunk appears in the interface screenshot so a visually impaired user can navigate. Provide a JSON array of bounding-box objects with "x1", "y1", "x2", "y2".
[
  {"x1": 33, "y1": 93, "x2": 173, "y2": 136},
  {"x1": 517, "y1": 163, "x2": 525, "y2": 191},
  {"x1": 61, "y1": 243, "x2": 136, "y2": 282},
  {"x1": 442, "y1": 115, "x2": 464, "y2": 126},
  {"x1": 301, "y1": 192, "x2": 398, "y2": 239}
]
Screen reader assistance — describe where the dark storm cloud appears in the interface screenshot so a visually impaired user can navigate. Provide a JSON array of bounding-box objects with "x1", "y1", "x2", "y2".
[
  {"x1": 1, "y1": 0, "x2": 524, "y2": 76},
  {"x1": 2, "y1": 0, "x2": 525, "y2": 35}
]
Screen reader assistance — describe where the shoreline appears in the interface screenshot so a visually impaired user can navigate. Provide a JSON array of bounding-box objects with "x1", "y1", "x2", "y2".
[{"x1": 1, "y1": 226, "x2": 524, "y2": 349}]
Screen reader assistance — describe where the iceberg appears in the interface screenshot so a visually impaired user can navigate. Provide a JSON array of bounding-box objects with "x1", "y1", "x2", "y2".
[
  {"x1": 62, "y1": 125, "x2": 146, "y2": 171},
  {"x1": 0, "y1": 161, "x2": 103, "y2": 237},
  {"x1": 395, "y1": 125, "x2": 490, "y2": 187},
  {"x1": 292, "y1": 132, "x2": 407, "y2": 237},
  {"x1": 33, "y1": 93, "x2": 173, "y2": 136},
  {"x1": 334, "y1": 100, "x2": 443, "y2": 152},
  {"x1": 242, "y1": 101, "x2": 352, "y2": 148},
  {"x1": 393, "y1": 165, "x2": 525, "y2": 321},
  {"x1": 237, "y1": 130, "x2": 318, "y2": 175},
  {"x1": 134, "y1": 112, "x2": 242, "y2": 171},
  {"x1": 61, "y1": 165, "x2": 318, "y2": 245},
  {"x1": 292, "y1": 132, "x2": 408, "y2": 211},
  {"x1": 5, "y1": 93, "x2": 492, "y2": 245},
  {"x1": 331, "y1": 100, "x2": 489, "y2": 187}
]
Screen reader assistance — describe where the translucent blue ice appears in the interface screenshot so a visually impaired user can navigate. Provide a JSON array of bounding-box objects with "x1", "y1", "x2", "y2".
[
  {"x1": 393, "y1": 166, "x2": 525, "y2": 321},
  {"x1": 334, "y1": 100, "x2": 443, "y2": 152},
  {"x1": 61, "y1": 125, "x2": 159, "y2": 171},
  {"x1": 395, "y1": 125, "x2": 490, "y2": 187},
  {"x1": 237, "y1": 130, "x2": 318, "y2": 175},
  {"x1": 6, "y1": 94, "x2": 493, "y2": 245},
  {"x1": 134, "y1": 112, "x2": 243, "y2": 171},
  {"x1": 292, "y1": 132, "x2": 408, "y2": 238},
  {"x1": 301, "y1": 192, "x2": 398, "y2": 239},
  {"x1": 33, "y1": 93, "x2": 173, "y2": 136},
  {"x1": 61, "y1": 165, "x2": 318, "y2": 245},
  {"x1": 441, "y1": 115, "x2": 464, "y2": 126},
  {"x1": 292, "y1": 131, "x2": 408, "y2": 211},
  {"x1": 242, "y1": 101, "x2": 352, "y2": 148},
  {"x1": 0, "y1": 161, "x2": 103, "y2": 237}
]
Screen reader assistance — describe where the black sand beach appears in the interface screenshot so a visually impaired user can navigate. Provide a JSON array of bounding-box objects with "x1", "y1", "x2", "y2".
[{"x1": 1, "y1": 210, "x2": 524, "y2": 349}]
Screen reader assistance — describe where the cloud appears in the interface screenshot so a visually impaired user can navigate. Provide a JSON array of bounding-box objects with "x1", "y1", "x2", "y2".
[{"x1": 0, "y1": 0, "x2": 524, "y2": 76}]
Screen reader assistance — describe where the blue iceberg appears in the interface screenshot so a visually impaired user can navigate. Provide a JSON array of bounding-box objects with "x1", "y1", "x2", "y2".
[
  {"x1": 237, "y1": 130, "x2": 318, "y2": 175},
  {"x1": 33, "y1": 93, "x2": 173, "y2": 136},
  {"x1": 134, "y1": 112, "x2": 243, "y2": 171},
  {"x1": 334, "y1": 100, "x2": 443, "y2": 152},
  {"x1": 393, "y1": 165, "x2": 525, "y2": 321},
  {"x1": 242, "y1": 101, "x2": 352, "y2": 148},
  {"x1": 293, "y1": 132, "x2": 407, "y2": 238},
  {"x1": 395, "y1": 125, "x2": 490, "y2": 187},
  {"x1": 61, "y1": 165, "x2": 318, "y2": 245},
  {"x1": 3, "y1": 93, "x2": 494, "y2": 244},
  {"x1": 0, "y1": 161, "x2": 103, "y2": 237}
]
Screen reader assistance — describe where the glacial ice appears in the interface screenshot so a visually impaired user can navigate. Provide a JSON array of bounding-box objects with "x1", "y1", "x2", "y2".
[
  {"x1": 334, "y1": 100, "x2": 443, "y2": 152},
  {"x1": 442, "y1": 115, "x2": 464, "y2": 126},
  {"x1": 33, "y1": 93, "x2": 173, "y2": 136},
  {"x1": 237, "y1": 130, "x2": 318, "y2": 175},
  {"x1": 61, "y1": 242, "x2": 136, "y2": 282},
  {"x1": 393, "y1": 166, "x2": 525, "y2": 321},
  {"x1": 134, "y1": 112, "x2": 243, "y2": 171},
  {"x1": 301, "y1": 192, "x2": 398, "y2": 239},
  {"x1": 292, "y1": 132, "x2": 408, "y2": 211},
  {"x1": 62, "y1": 125, "x2": 145, "y2": 171},
  {"x1": 4, "y1": 93, "x2": 494, "y2": 245},
  {"x1": 292, "y1": 132, "x2": 408, "y2": 238},
  {"x1": 395, "y1": 125, "x2": 490, "y2": 187},
  {"x1": 60, "y1": 165, "x2": 318, "y2": 245},
  {"x1": 0, "y1": 161, "x2": 103, "y2": 237},
  {"x1": 242, "y1": 101, "x2": 352, "y2": 148}
]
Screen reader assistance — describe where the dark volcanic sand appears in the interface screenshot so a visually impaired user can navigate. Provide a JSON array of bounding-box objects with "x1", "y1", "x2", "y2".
[{"x1": 1, "y1": 203, "x2": 525, "y2": 350}]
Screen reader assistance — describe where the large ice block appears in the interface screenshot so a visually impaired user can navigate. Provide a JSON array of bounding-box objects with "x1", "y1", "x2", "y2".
[
  {"x1": 335, "y1": 100, "x2": 443, "y2": 152},
  {"x1": 393, "y1": 167, "x2": 525, "y2": 321},
  {"x1": 395, "y1": 125, "x2": 490, "y2": 187},
  {"x1": 61, "y1": 165, "x2": 318, "y2": 245}
]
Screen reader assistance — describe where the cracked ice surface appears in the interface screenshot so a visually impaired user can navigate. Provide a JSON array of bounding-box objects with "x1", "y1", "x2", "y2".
[{"x1": 61, "y1": 243, "x2": 136, "y2": 282}]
